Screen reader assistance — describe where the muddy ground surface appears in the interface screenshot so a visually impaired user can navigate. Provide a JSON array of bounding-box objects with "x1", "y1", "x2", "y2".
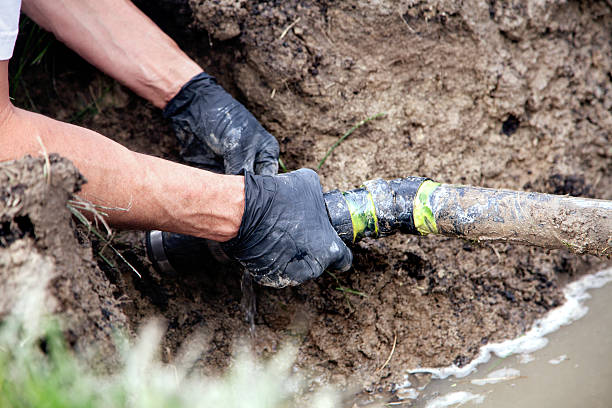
[{"x1": 5, "y1": 0, "x2": 612, "y2": 403}]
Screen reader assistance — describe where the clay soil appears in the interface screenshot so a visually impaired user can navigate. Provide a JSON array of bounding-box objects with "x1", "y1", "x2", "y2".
[{"x1": 4, "y1": 0, "x2": 612, "y2": 404}]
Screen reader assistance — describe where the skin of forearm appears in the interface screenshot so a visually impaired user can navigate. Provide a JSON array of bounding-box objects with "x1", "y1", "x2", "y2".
[
  {"x1": 22, "y1": 0, "x2": 202, "y2": 108},
  {"x1": 0, "y1": 62, "x2": 242, "y2": 241},
  {"x1": 0, "y1": 106, "x2": 244, "y2": 241}
]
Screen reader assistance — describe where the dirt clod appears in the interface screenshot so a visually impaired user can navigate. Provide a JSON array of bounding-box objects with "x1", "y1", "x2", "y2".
[{"x1": 0, "y1": 156, "x2": 127, "y2": 366}]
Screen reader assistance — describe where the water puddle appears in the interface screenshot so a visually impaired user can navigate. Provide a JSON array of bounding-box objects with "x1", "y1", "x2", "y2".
[{"x1": 400, "y1": 266, "x2": 612, "y2": 407}]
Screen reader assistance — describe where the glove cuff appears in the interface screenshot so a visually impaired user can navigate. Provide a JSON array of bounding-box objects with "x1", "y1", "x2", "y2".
[
  {"x1": 221, "y1": 171, "x2": 277, "y2": 254},
  {"x1": 221, "y1": 170, "x2": 254, "y2": 254},
  {"x1": 162, "y1": 71, "x2": 219, "y2": 118}
]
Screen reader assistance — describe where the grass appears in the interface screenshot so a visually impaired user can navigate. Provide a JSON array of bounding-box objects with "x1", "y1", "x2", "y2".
[
  {"x1": 68, "y1": 85, "x2": 111, "y2": 124},
  {"x1": 278, "y1": 112, "x2": 386, "y2": 173},
  {"x1": 0, "y1": 305, "x2": 341, "y2": 408},
  {"x1": 326, "y1": 271, "x2": 368, "y2": 312},
  {"x1": 10, "y1": 17, "x2": 110, "y2": 123},
  {"x1": 10, "y1": 17, "x2": 54, "y2": 110},
  {"x1": 278, "y1": 157, "x2": 289, "y2": 173},
  {"x1": 326, "y1": 271, "x2": 368, "y2": 297},
  {"x1": 67, "y1": 196, "x2": 141, "y2": 278},
  {"x1": 334, "y1": 286, "x2": 368, "y2": 297},
  {"x1": 317, "y1": 112, "x2": 386, "y2": 170}
]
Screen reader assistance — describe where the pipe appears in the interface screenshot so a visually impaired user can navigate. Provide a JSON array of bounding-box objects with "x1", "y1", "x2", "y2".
[
  {"x1": 423, "y1": 182, "x2": 612, "y2": 256},
  {"x1": 146, "y1": 177, "x2": 612, "y2": 275}
]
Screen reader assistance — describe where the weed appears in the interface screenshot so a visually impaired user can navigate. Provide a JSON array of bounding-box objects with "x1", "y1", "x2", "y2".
[
  {"x1": 317, "y1": 112, "x2": 386, "y2": 170},
  {"x1": 376, "y1": 333, "x2": 397, "y2": 373},
  {"x1": 67, "y1": 196, "x2": 140, "y2": 278},
  {"x1": 326, "y1": 271, "x2": 367, "y2": 312},
  {"x1": 68, "y1": 85, "x2": 111, "y2": 124},
  {"x1": 278, "y1": 157, "x2": 289, "y2": 173},
  {"x1": 36, "y1": 135, "x2": 51, "y2": 185},
  {"x1": 335, "y1": 286, "x2": 368, "y2": 297},
  {"x1": 10, "y1": 17, "x2": 54, "y2": 109}
]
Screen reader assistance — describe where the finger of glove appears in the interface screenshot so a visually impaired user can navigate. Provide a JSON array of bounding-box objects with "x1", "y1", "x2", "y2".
[
  {"x1": 326, "y1": 236, "x2": 353, "y2": 273},
  {"x1": 256, "y1": 160, "x2": 279, "y2": 176},
  {"x1": 297, "y1": 168, "x2": 353, "y2": 273},
  {"x1": 224, "y1": 144, "x2": 255, "y2": 175},
  {"x1": 255, "y1": 142, "x2": 279, "y2": 176},
  {"x1": 180, "y1": 150, "x2": 224, "y2": 173},
  {"x1": 295, "y1": 168, "x2": 352, "y2": 274},
  {"x1": 250, "y1": 130, "x2": 280, "y2": 175},
  {"x1": 282, "y1": 253, "x2": 325, "y2": 287},
  {"x1": 225, "y1": 158, "x2": 254, "y2": 175}
]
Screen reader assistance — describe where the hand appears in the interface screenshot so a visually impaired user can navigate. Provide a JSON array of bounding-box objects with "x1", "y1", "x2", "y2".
[
  {"x1": 222, "y1": 169, "x2": 353, "y2": 287},
  {"x1": 163, "y1": 72, "x2": 280, "y2": 176}
]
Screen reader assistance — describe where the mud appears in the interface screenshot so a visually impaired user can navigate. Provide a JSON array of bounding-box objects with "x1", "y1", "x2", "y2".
[
  {"x1": 0, "y1": 156, "x2": 127, "y2": 365},
  {"x1": 7, "y1": 0, "x2": 612, "y2": 401}
]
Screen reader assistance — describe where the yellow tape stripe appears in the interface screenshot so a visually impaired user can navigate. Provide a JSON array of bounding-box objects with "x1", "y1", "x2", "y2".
[
  {"x1": 413, "y1": 180, "x2": 440, "y2": 235},
  {"x1": 343, "y1": 190, "x2": 379, "y2": 242}
]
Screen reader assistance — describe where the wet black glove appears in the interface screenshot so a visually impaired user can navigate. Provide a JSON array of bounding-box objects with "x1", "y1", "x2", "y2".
[
  {"x1": 222, "y1": 169, "x2": 352, "y2": 288},
  {"x1": 163, "y1": 72, "x2": 280, "y2": 176}
]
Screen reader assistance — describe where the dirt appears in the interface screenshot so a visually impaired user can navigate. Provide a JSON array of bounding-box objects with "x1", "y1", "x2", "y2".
[
  {"x1": 0, "y1": 156, "x2": 127, "y2": 367},
  {"x1": 5, "y1": 0, "x2": 612, "y2": 403}
]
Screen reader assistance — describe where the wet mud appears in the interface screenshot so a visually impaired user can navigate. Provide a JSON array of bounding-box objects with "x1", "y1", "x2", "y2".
[{"x1": 6, "y1": 0, "x2": 612, "y2": 400}]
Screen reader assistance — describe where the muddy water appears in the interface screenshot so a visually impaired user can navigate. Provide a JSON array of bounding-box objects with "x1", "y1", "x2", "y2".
[
  {"x1": 410, "y1": 267, "x2": 612, "y2": 407},
  {"x1": 240, "y1": 270, "x2": 257, "y2": 336}
]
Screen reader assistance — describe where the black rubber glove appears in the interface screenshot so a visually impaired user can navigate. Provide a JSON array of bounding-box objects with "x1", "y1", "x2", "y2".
[
  {"x1": 163, "y1": 72, "x2": 280, "y2": 176},
  {"x1": 222, "y1": 169, "x2": 353, "y2": 288}
]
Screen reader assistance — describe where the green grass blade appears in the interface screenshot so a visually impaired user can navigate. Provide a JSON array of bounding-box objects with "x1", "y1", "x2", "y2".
[
  {"x1": 317, "y1": 112, "x2": 386, "y2": 170},
  {"x1": 278, "y1": 158, "x2": 289, "y2": 173},
  {"x1": 335, "y1": 287, "x2": 368, "y2": 297},
  {"x1": 31, "y1": 42, "x2": 51, "y2": 65}
]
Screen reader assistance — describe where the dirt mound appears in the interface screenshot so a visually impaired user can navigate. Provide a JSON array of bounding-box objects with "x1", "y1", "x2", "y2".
[
  {"x1": 0, "y1": 156, "x2": 127, "y2": 365},
  {"x1": 8, "y1": 0, "x2": 612, "y2": 401}
]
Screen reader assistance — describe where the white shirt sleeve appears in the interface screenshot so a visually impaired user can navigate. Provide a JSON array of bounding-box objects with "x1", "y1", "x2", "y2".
[{"x1": 0, "y1": 0, "x2": 22, "y2": 60}]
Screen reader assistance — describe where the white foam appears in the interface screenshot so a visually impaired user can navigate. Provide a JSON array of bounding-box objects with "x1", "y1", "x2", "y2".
[
  {"x1": 470, "y1": 367, "x2": 520, "y2": 385},
  {"x1": 396, "y1": 387, "x2": 419, "y2": 400},
  {"x1": 518, "y1": 353, "x2": 535, "y2": 364},
  {"x1": 425, "y1": 391, "x2": 485, "y2": 407},
  {"x1": 548, "y1": 354, "x2": 567, "y2": 365},
  {"x1": 406, "y1": 267, "x2": 612, "y2": 380}
]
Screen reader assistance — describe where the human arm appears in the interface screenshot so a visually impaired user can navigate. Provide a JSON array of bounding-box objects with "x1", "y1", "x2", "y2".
[
  {"x1": 22, "y1": 0, "x2": 199, "y2": 108},
  {"x1": 22, "y1": 0, "x2": 280, "y2": 175},
  {"x1": 0, "y1": 61, "x2": 243, "y2": 241},
  {"x1": 10, "y1": 2, "x2": 349, "y2": 281}
]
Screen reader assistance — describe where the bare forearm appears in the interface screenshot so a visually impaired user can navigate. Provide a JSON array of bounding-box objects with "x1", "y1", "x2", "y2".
[
  {"x1": 22, "y1": 0, "x2": 201, "y2": 108},
  {"x1": 0, "y1": 106, "x2": 243, "y2": 241}
]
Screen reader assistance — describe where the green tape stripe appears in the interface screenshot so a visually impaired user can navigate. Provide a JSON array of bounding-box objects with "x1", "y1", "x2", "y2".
[
  {"x1": 413, "y1": 180, "x2": 441, "y2": 235},
  {"x1": 342, "y1": 189, "x2": 379, "y2": 242}
]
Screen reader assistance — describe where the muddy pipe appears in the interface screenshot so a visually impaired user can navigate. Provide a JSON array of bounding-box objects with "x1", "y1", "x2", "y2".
[{"x1": 146, "y1": 177, "x2": 612, "y2": 275}]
